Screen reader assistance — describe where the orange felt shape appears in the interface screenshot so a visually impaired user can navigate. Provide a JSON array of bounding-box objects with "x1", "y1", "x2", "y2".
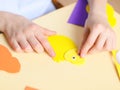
[
  {"x1": 25, "y1": 86, "x2": 38, "y2": 90},
  {"x1": 0, "y1": 44, "x2": 20, "y2": 73}
]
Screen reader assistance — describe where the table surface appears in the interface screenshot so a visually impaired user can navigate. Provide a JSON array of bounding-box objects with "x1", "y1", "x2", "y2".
[
  {"x1": 58, "y1": 0, "x2": 120, "y2": 13},
  {"x1": 0, "y1": 3, "x2": 120, "y2": 90}
]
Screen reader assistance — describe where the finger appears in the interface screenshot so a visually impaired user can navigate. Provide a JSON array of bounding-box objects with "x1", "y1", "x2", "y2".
[
  {"x1": 111, "y1": 34, "x2": 116, "y2": 50},
  {"x1": 88, "y1": 34, "x2": 106, "y2": 54},
  {"x1": 104, "y1": 39, "x2": 112, "y2": 51},
  {"x1": 39, "y1": 27, "x2": 56, "y2": 36},
  {"x1": 17, "y1": 37, "x2": 33, "y2": 52},
  {"x1": 80, "y1": 29, "x2": 100, "y2": 57},
  {"x1": 27, "y1": 35, "x2": 44, "y2": 53},
  {"x1": 28, "y1": 23, "x2": 56, "y2": 36},
  {"x1": 104, "y1": 36, "x2": 116, "y2": 51},
  {"x1": 36, "y1": 33, "x2": 55, "y2": 57},
  {"x1": 78, "y1": 29, "x2": 89, "y2": 54},
  {"x1": 8, "y1": 39, "x2": 22, "y2": 52}
]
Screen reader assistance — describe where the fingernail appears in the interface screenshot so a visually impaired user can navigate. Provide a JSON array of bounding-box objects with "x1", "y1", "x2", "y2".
[
  {"x1": 50, "y1": 51, "x2": 56, "y2": 57},
  {"x1": 81, "y1": 53, "x2": 85, "y2": 58}
]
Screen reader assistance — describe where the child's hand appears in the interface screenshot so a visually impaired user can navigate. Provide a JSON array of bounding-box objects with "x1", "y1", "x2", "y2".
[
  {"x1": 79, "y1": 12, "x2": 116, "y2": 57},
  {"x1": 0, "y1": 12, "x2": 56, "y2": 57}
]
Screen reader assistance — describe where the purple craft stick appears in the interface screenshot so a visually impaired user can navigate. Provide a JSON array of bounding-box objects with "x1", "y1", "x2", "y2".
[{"x1": 68, "y1": 0, "x2": 88, "y2": 27}]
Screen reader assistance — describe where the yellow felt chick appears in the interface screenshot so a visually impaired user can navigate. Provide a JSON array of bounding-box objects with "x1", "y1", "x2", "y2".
[
  {"x1": 86, "y1": 3, "x2": 117, "y2": 27},
  {"x1": 64, "y1": 49, "x2": 84, "y2": 65},
  {"x1": 47, "y1": 35, "x2": 85, "y2": 65}
]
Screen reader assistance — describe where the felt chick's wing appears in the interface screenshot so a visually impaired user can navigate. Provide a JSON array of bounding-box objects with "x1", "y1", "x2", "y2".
[{"x1": 48, "y1": 35, "x2": 84, "y2": 65}]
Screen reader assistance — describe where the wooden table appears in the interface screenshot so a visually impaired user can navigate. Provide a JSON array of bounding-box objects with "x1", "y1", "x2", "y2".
[
  {"x1": 56, "y1": 0, "x2": 120, "y2": 14},
  {"x1": 0, "y1": 3, "x2": 120, "y2": 90}
]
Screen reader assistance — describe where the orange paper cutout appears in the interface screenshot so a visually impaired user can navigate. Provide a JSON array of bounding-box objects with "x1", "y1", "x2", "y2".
[
  {"x1": 0, "y1": 44, "x2": 20, "y2": 73},
  {"x1": 25, "y1": 86, "x2": 38, "y2": 90}
]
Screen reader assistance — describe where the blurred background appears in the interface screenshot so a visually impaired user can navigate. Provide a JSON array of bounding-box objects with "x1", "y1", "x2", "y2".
[{"x1": 52, "y1": 0, "x2": 120, "y2": 13}]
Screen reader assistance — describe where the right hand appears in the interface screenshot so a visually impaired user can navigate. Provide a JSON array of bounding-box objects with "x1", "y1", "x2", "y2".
[{"x1": 0, "y1": 11, "x2": 56, "y2": 57}]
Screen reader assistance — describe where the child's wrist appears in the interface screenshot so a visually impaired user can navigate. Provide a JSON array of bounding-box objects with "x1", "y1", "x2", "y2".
[
  {"x1": 88, "y1": 11, "x2": 108, "y2": 24},
  {"x1": 88, "y1": 0, "x2": 107, "y2": 15},
  {"x1": 89, "y1": 10, "x2": 107, "y2": 18}
]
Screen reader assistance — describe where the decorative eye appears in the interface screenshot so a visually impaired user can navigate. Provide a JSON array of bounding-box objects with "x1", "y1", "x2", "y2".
[
  {"x1": 64, "y1": 49, "x2": 85, "y2": 65},
  {"x1": 72, "y1": 56, "x2": 76, "y2": 60}
]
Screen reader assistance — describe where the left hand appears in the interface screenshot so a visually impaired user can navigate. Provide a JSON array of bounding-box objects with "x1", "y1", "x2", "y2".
[{"x1": 79, "y1": 12, "x2": 116, "y2": 57}]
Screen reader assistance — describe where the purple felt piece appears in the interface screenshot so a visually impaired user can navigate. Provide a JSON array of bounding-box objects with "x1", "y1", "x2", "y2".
[{"x1": 68, "y1": 0, "x2": 88, "y2": 27}]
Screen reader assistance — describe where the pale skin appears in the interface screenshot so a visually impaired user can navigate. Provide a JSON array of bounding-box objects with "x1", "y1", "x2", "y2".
[
  {"x1": 0, "y1": 11, "x2": 56, "y2": 57},
  {"x1": 79, "y1": 0, "x2": 116, "y2": 57},
  {"x1": 0, "y1": 0, "x2": 116, "y2": 58}
]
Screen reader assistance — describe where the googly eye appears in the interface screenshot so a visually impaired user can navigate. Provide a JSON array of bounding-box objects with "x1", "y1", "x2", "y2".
[{"x1": 72, "y1": 56, "x2": 76, "y2": 60}]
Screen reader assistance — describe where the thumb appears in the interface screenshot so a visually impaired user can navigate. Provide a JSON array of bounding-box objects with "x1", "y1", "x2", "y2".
[{"x1": 78, "y1": 27, "x2": 89, "y2": 55}]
